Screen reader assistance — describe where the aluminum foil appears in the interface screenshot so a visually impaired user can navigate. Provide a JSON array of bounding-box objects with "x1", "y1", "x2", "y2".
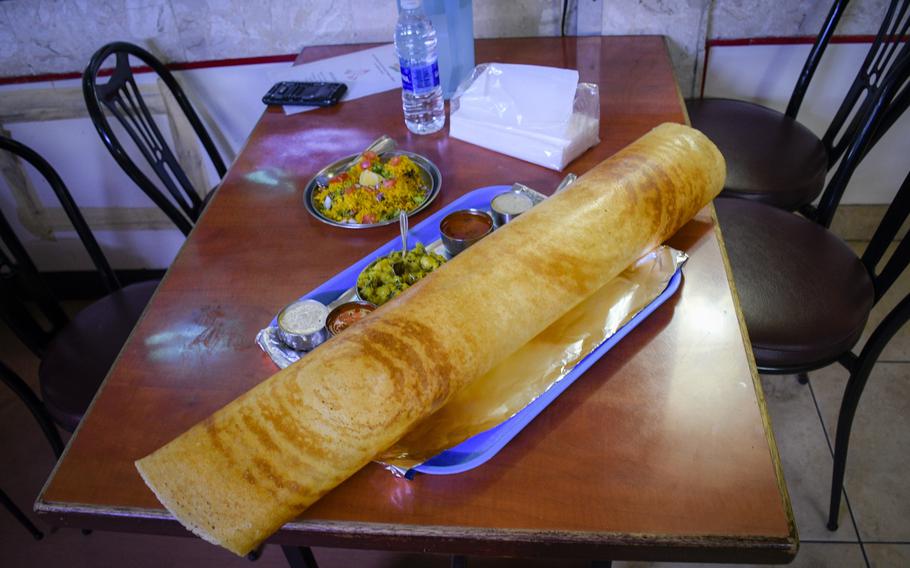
[{"x1": 376, "y1": 245, "x2": 687, "y2": 472}]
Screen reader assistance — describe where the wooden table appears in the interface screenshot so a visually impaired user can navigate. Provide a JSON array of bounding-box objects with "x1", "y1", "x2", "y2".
[{"x1": 37, "y1": 37, "x2": 797, "y2": 564}]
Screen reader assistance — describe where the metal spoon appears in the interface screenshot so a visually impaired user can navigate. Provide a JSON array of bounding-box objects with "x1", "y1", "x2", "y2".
[
  {"x1": 393, "y1": 210, "x2": 408, "y2": 276},
  {"x1": 399, "y1": 210, "x2": 408, "y2": 254},
  {"x1": 554, "y1": 173, "x2": 577, "y2": 194},
  {"x1": 315, "y1": 135, "x2": 397, "y2": 187}
]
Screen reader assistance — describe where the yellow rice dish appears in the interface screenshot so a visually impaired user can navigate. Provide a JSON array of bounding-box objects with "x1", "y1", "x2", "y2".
[{"x1": 314, "y1": 152, "x2": 428, "y2": 224}]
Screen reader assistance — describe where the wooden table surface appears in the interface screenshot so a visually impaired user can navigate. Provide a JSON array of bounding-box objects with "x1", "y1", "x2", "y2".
[{"x1": 37, "y1": 37, "x2": 797, "y2": 563}]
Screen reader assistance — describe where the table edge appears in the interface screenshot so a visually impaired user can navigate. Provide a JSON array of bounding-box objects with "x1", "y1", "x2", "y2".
[
  {"x1": 708, "y1": 200, "x2": 799, "y2": 543},
  {"x1": 680, "y1": 49, "x2": 798, "y2": 553},
  {"x1": 35, "y1": 499, "x2": 797, "y2": 563}
]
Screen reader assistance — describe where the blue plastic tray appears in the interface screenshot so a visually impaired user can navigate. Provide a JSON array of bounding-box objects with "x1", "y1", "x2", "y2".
[
  {"x1": 413, "y1": 268, "x2": 681, "y2": 476},
  {"x1": 273, "y1": 185, "x2": 682, "y2": 476}
]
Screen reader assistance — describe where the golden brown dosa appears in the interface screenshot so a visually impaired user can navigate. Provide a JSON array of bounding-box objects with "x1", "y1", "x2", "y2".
[{"x1": 135, "y1": 122, "x2": 725, "y2": 556}]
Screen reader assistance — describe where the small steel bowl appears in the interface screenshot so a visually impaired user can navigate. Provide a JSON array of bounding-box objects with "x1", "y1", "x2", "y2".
[
  {"x1": 490, "y1": 189, "x2": 535, "y2": 226},
  {"x1": 326, "y1": 301, "x2": 377, "y2": 336},
  {"x1": 439, "y1": 209, "x2": 494, "y2": 256},
  {"x1": 276, "y1": 299, "x2": 329, "y2": 351}
]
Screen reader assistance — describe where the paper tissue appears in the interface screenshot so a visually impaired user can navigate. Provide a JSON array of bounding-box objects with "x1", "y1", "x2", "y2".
[{"x1": 449, "y1": 63, "x2": 600, "y2": 170}]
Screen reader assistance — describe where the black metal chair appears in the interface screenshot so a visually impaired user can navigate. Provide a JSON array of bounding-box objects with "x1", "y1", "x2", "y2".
[
  {"x1": 83, "y1": 42, "x2": 227, "y2": 236},
  {"x1": 688, "y1": 0, "x2": 909, "y2": 213},
  {"x1": 0, "y1": 136, "x2": 158, "y2": 432},
  {"x1": 715, "y1": 46, "x2": 910, "y2": 531},
  {"x1": 0, "y1": 360, "x2": 64, "y2": 540}
]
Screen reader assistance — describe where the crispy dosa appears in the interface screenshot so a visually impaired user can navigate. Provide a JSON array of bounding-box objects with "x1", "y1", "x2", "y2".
[{"x1": 136, "y1": 122, "x2": 725, "y2": 555}]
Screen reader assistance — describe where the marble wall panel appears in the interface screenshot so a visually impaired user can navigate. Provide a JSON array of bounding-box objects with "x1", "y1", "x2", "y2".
[
  {"x1": 0, "y1": 0, "x2": 182, "y2": 75},
  {"x1": 0, "y1": 0, "x2": 899, "y2": 92},
  {"x1": 602, "y1": 0, "x2": 710, "y2": 99},
  {"x1": 167, "y1": 0, "x2": 400, "y2": 60},
  {"x1": 269, "y1": 0, "x2": 402, "y2": 64},
  {"x1": 474, "y1": 0, "x2": 562, "y2": 37},
  {"x1": 708, "y1": 0, "x2": 891, "y2": 39},
  {"x1": 168, "y1": 0, "x2": 280, "y2": 61}
]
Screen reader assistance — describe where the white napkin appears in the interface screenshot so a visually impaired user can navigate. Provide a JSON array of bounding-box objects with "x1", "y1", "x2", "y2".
[
  {"x1": 450, "y1": 63, "x2": 600, "y2": 170},
  {"x1": 455, "y1": 64, "x2": 577, "y2": 133}
]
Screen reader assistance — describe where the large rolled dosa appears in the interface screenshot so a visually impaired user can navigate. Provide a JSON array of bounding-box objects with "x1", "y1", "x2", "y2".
[{"x1": 136, "y1": 122, "x2": 725, "y2": 555}]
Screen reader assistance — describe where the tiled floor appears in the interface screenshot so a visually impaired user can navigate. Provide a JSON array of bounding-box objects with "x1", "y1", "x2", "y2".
[{"x1": 2, "y1": 236, "x2": 908, "y2": 567}]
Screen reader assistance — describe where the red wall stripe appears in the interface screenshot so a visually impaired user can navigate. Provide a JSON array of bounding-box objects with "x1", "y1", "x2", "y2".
[
  {"x1": 706, "y1": 34, "x2": 903, "y2": 47},
  {"x1": 0, "y1": 53, "x2": 299, "y2": 86},
  {"x1": 4, "y1": 35, "x2": 903, "y2": 87}
]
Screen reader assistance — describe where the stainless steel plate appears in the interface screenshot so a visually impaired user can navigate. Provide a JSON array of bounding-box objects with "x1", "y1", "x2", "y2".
[{"x1": 303, "y1": 151, "x2": 442, "y2": 229}]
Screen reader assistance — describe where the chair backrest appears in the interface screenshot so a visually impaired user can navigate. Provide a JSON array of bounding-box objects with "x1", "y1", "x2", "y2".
[
  {"x1": 0, "y1": 137, "x2": 120, "y2": 357},
  {"x1": 785, "y1": 0, "x2": 850, "y2": 118},
  {"x1": 856, "y1": 53, "x2": 910, "y2": 303},
  {"x1": 82, "y1": 42, "x2": 227, "y2": 236},
  {"x1": 851, "y1": 155, "x2": 910, "y2": 371},
  {"x1": 819, "y1": 0, "x2": 909, "y2": 166},
  {"x1": 810, "y1": 42, "x2": 910, "y2": 369},
  {"x1": 815, "y1": 41, "x2": 910, "y2": 229},
  {"x1": 863, "y1": 169, "x2": 910, "y2": 303},
  {"x1": 809, "y1": 41, "x2": 910, "y2": 304}
]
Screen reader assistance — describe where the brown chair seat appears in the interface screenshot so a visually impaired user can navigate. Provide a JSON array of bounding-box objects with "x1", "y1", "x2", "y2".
[
  {"x1": 688, "y1": 98, "x2": 828, "y2": 211},
  {"x1": 38, "y1": 280, "x2": 158, "y2": 431},
  {"x1": 715, "y1": 198, "x2": 874, "y2": 369}
]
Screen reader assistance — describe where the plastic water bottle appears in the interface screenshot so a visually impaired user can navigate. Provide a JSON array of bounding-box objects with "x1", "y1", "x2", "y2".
[{"x1": 395, "y1": 0, "x2": 446, "y2": 135}]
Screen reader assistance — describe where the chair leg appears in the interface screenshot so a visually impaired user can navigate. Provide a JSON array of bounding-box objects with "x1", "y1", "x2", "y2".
[
  {"x1": 281, "y1": 545, "x2": 319, "y2": 568},
  {"x1": 0, "y1": 361, "x2": 64, "y2": 458},
  {"x1": 827, "y1": 365, "x2": 872, "y2": 531},
  {"x1": 827, "y1": 294, "x2": 910, "y2": 530},
  {"x1": 0, "y1": 487, "x2": 43, "y2": 540},
  {"x1": 797, "y1": 372, "x2": 809, "y2": 385}
]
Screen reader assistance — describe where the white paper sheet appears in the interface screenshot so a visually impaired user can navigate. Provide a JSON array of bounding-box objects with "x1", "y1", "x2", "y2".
[{"x1": 269, "y1": 44, "x2": 401, "y2": 115}]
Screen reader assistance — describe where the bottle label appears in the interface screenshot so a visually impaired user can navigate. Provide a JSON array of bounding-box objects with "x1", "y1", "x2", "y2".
[{"x1": 399, "y1": 59, "x2": 440, "y2": 94}]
